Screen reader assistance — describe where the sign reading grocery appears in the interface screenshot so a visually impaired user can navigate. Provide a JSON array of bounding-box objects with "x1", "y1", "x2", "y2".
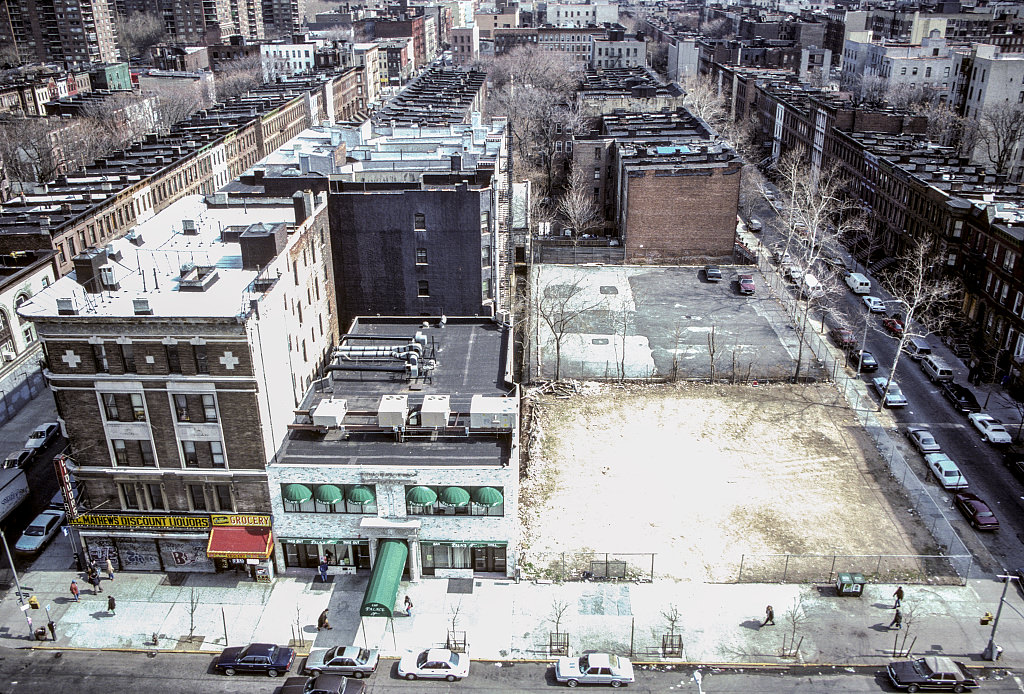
[{"x1": 70, "y1": 513, "x2": 272, "y2": 529}]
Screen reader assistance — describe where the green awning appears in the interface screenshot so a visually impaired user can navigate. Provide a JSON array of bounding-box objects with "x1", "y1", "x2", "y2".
[
  {"x1": 360, "y1": 539, "x2": 408, "y2": 617},
  {"x1": 283, "y1": 483, "x2": 312, "y2": 503},
  {"x1": 406, "y1": 486, "x2": 437, "y2": 505},
  {"x1": 439, "y1": 486, "x2": 470, "y2": 507},
  {"x1": 347, "y1": 485, "x2": 375, "y2": 504},
  {"x1": 472, "y1": 486, "x2": 503, "y2": 507},
  {"x1": 314, "y1": 484, "x2": 344, "y2": 504}
]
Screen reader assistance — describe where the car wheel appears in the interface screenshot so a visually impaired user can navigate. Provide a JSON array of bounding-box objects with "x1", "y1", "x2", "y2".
[
  {"x1": 566, "y1": 680, "x2": 579, "y2": 688},
  {"x1": 611, "y1": 681, "x2": 623, "y2": 688},
  {"x1": 953, "y1": 685, "x2": 966, "y2": 693},
  {"x1": 406, "y1": 674, "x2": 417, "y2": 681},
  {"x1": 446, "y1": 675, "x2": 457, "y2": 682},
  {"x1": 352, "y1": 672, "x2": 365, "y2": 678},
  {"x1": 267, "y1": 669, "x2": 279, "y2": 678},
  {"x1": 308, "y1": 670, "x2": 321, "y2": 677},
  {"x1": 907, "y1": 685, "x2": 920, "y2": 693},
  {"x1": 223, "y1": 668, "x2": 236, "y2": 677}
]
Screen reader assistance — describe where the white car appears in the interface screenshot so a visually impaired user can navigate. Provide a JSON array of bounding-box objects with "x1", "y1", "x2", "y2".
[
  {"x1": 906, "y1": 428, "x2": 941, "y2": 454},
  {"x1": 397, "y1": 648, "x2": 469, "y2": 682},
  {"x1": 24, "y1": 422, "x2": 59, "y2": 453},
  {"x1": 14, "y1": 509, "x2": 65, "y2": 554},
  {"x1": 863, "y1": 296, "x2": 886, "y2": 313},
  {"x1": 968, "y1": 413, "x2": 1013, "y2": 444},
  {"x1": 924, "y1": 453, "x2": 968, "y2": 490},
  {"x1": 872, "y1": 376, "x2": 908, "y2": 407},
  {"x1": 555, "y1": 653, "x2": 635, "y2": 688},
  {"x1": 786, "y1": 265, "x2": 805, "y2": 283}
]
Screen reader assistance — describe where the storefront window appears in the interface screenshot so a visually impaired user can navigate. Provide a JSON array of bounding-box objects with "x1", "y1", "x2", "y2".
[
  {"x1": 420, "y1": 543, "x2": 507, "y2": 575},
  {"x1": 280, "y1": 483, "x2": 377, "y2": 514},
  {"x1": 405, "y1": 486, "x2": 504, "y2": 517}
]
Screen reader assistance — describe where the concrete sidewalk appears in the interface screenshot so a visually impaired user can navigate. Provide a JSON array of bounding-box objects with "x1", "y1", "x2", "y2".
[{"x1": 2, "y1": 538, "x2": 1022, "y2": 667}]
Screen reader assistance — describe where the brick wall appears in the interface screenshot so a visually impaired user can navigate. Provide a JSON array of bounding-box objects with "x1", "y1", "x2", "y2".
[{"x1": 623, "y1": 163, "x2": 741, "y2": 262}]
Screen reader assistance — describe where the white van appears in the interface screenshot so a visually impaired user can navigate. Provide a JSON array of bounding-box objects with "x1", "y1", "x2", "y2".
[
  {"x1": 921, "y1": 354, "x2": 954, "y2": 383},
  {"x1": 845, "y1": 272, "x2": 871, "y2": 294},
  {"x1": 801, "y1": 273, "x2": 824, "y2": 300},
  {"x1": 904, "y1": 337, "x2": 933, "y2": 361}
]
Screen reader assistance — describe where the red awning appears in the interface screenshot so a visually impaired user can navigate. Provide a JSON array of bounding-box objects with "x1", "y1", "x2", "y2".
[{"x1": 206, "y1": 526, "x2": 273, "y2": 559}]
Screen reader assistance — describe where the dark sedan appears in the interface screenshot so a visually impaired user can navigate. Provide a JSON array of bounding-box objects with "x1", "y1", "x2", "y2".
[
  {"x1": 281, "y1": 674, "x2": 364, "y2": 694},
  {"x1": 849, "y1": 350, "x2": 878, "y2": 372},
  {"x1": 215, "y1": 643, "x2": 295, "y2": 677},
  {"x1": 953, "y1": 491, "x2": 1000, "y2": 531},
  {"x1": 887, "y1": 656, "x2": 978, "y2": 691},
  {"x1": 1005, "y1": 449, "x2": 1024, "y2": 484},
  {"x1": 941, "y1": 382, "x2": 981, "y2": 413},
  {"x1": 704, "y1": 265, "x2": 723, "y2": 282}
]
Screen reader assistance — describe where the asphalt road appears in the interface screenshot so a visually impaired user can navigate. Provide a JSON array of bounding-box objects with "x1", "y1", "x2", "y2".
[
  {"x1": 749, "y1": 191, "x2": 1024, "y2": 577},
  {"x1": 0, "y1": 649, "x2": 1019, "y2": 693},
  {"x1": 1, "y1": 435, "x2": 67, "y2": 573}
]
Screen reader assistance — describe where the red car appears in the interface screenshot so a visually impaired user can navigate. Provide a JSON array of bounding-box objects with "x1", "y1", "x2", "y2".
[
  {"x1": 953, "y1": 492, "x2": 999, "y2": 531},
  {"x1": 830, "y1": 328, "x2": 856, "y2": 349},
  {"x1": 882, "y1": 317, "x2": 904, "y2": 335},
  {"x1": 738, "y1": 274, "x2": 755, "y2": 295}
]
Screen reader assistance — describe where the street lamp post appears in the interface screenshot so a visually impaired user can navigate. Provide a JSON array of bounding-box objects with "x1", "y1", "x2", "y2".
[
  {"x1": 0, "y1": 527, "x2": 34, "y2": 637},
  {"x1": 984, "y1": 573, "x2": 1021, "y2": 660}
]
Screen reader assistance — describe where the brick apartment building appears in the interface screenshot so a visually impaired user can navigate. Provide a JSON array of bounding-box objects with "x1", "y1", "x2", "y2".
[
  {"x1": 0, "y1": 0, "x2": 118, "y2": 66},
  {"x1": 18, "y1": 190, "x2": 337, "y2": 576}
]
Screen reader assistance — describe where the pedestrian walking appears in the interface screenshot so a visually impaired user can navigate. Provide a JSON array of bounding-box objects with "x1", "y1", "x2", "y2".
[
  {"x1": 762, "y1": 604, "x2": 775, "y2": 626},
  {"x1": 404, "y1": 595, "x2": 413, "y2": 617},
  {"x1": 89, "y1": 572, "x2": 102, "y2": 593},
  {"x1": 318, "y1": 557, "x2": 329, "y2": 582},
  {"x1": 46, "y1": 620, "x2": 56, "y2": 640},
  {"x1": 69, "y1": 580, "x2": 79, "y2": 601},
  {"x1": 889, "y1": 609, "x2": 902, "y2": 630},
  {"x1": 317, "y1": 609, "x2": 332, "y2": 631},
  {"x1": 105, "y1": 558, "x2": 115, "y2": 581},
  {"x1": 107, "y1": 595, "x2": 116, "y2": 615},
  {"x1": 893, "y1": 586, "x2": 904, "y2": 608}
]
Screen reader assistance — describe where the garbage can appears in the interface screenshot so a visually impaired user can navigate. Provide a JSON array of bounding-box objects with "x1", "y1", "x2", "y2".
[{"x1": 835, "y1": 572, "x2": 866, "y2": 596}]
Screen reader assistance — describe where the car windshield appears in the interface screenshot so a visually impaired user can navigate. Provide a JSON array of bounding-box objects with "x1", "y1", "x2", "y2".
[
  {"x1": 29, "y1": 432, "x2": 45, "y2": 439},
  {"x1": 978, "y1": 511, "x2": 995, "y2": 518},
  {"x1": 324, "y1": 646, "x2": 339, "y2": 660},
  {"x1": 357, "y1": 648, "x2": 370, "y2": 663},
  {"x1": 943, "y1": 469, "x2": 960, "y2": 477},
  {"x1": 24, "y1": 524, "x2": 45, "y2": 536},
  {"x1": 417, "y1": 651, "x2": 428, "y2": 667},
  {"x1": 448, "y1": 653, "x2": 461, "y2": 667}
]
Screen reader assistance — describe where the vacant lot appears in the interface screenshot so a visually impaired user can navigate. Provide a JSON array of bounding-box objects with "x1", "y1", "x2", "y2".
[{"x1": 520, "y1": 382, "x2": 935, "y2": 583}]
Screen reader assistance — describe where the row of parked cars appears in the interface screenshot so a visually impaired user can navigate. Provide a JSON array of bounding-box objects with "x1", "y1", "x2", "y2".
[
  {"x1": 214, "y1": 643, "x2": 635, "y2": 688},
  {"x1": 3, "y1": 421, "x2": 60, "y2": 470}
]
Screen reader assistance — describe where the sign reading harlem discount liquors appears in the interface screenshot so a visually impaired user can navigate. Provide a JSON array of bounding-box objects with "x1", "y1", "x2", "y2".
[{"x1": 69, "y1": 513, "x2": 272, "y2": 529}]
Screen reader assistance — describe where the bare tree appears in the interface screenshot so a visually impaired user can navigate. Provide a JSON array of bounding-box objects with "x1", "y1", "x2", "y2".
[
  {"x1": 116, "y1": 10, "x2": 166, "y2": 61},
  {"x1": 215, "y1": 55, "x2": 265, "y2": 101},
  {"x1": 0, "y1": 116, "x2": 66, "y2": 189},
  {"x1": 781, "y1": 596, "x2": 807, "y2": 658},
  {"x1": 977, "y1": 104, "x2": 1024, "y2": 177},
  {"x1": 149, "y1": 81, "x2": 211, "y2": 129},
  {"x1": 558, "y1": 166, "x2": 601, "y2": 241},
  {"x1": 875, "y1": 238, "x2": 959, "y2": 408},
  {"x1": 852, "y1": 74, "x2": 889, "y2": 107},
  {"x1": 187, "y1": 587, "x2": 200, "y2": 639},
  {"x1": 680, "y1": 74, "x2": 753, "y2": 157},
  {"x1": 549, "y1": 599, "x2": 570, "y2": 634},
  {"x1": 706, "y1": 325, "x2": 720, "y2": 382},
  {"x1": 535, "y1": 270, "x2": 605, "y2": 381}
]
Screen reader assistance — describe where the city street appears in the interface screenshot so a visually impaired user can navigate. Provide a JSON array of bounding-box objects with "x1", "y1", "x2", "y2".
[{"x1": 0, "y1": 649, "x2": 1019, "y2": 693}]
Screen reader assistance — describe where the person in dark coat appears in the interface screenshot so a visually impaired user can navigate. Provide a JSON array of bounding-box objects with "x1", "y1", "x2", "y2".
[
  {"x1": 89, "y1": 572, "x2": 102, "y2": 593},
  {"x1": 318, "y1": 558, "x2": 329, "y2": 582},
  {"x1": 107, "y1": 595, "x2": 116, "y2": 615},
  {"x1": 317, "y1": 609, "x2": 332, "y2": 630},
  {"x1": 762, "y1": 605, "x2": 775, "y2": 626},
  {"x1": 889, "y1": 609, "x2": 902, "y2": 629},
  {"x1": 893, "y1": 586, "x2": 904, "y2": 608}
]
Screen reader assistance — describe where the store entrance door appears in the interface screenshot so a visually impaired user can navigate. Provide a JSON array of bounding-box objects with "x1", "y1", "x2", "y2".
[
  {"x1": 471, "y1": 546, "x2": 506, "y2": 573},
  {"x1": 353, "y1": 543, "x2": 371, "y2": 569}
]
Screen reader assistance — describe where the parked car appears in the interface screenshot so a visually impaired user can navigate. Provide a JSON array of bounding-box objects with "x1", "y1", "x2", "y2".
[
  {"x1": 872, "y1": 376, "x2": 908, "y2": 407},
  {"x1": 968, "y1": 413, "x2": 1013, "y2": 444},
  {"x1": 863, "y1": 296, "x2": 886, "y2": 313},
  {"x1": 953, "y1": 491, "x2": 1000, "y2": 531},
  {"x1": 748, "y1": 218, "x2": 763, "y2": 232},
  {"x1": 704, "y1": 265, "x2": 722, "y2": 282},
  {"x1": 1006, "y1": 455, "x2": 1024, "y2": 484},
  {"x1": 397, "y1": 648, "x2": 469, "y2": 681},
  {"x1": 906, "y1": 428, "x2": 942, "y2": 454},
  {"x1": 785, "y1": 265, "x2": 805, "y2": 283},
  {"x1": 24, "y1": 422, "x2": 59, "y2": 453},
  {"x1": 882, "y1": 317, "x2": 905, "y2": 335},
  {"x1": 305, "y1": 646, "x2": 379, "y2": 678},
  {"x1": 848, "y1": 350, "x2": 878, "y2": 372},
  {"x1": 281, "y1": 674, "x2": 364, "y2": 694},
  {"x1": 887, "y1": 656, "x2": 979, "y2": 692},
  {"x1": 215, "y1": 643, "x2": 295, "y2": 677},
  {"x1": 771, "y1": 247, "x2": 791, "y2": 264},
  {"x1": 940, "y1": 382, "x2": 982, "y2": 414},
  {"x1": 830, "y1": 328, "x2": 857, "y2": 350},
  {"x1": 14, "y1": 509, "x2": 65, "y2": 554},
  {"x1": 2, "y1": 450, "x2": 32, "y2": 469},
  {"x1": 738, "y1": 274, "x2": 755, "y2": 295},
  {"x1": 924, "y1": 453, "x2": 968, "y2": 490},
  {"x1": 554, "y1": 653, "x2": 635, "y2": 688}
]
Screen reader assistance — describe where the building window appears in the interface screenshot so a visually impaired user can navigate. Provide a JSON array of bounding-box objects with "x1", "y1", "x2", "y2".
[
  {"x1": 119, "y1": 482, "x2": 139, "y2": 510},
  {"x1": 188, "y1": 484, "x2": 206, "y2": 511},
  {"x1": 202, "y1": 394, "x2": 217, "y2": 422},
  {"x1": 418, "y1": 280, "x2": 429, "y2": 297},
  {"x1": 112, "y1": 439, "x2": 128, "y2": 465},
  {"x1": 182, "y1": 441, "x2": 198, "y2": 467},
  {"x1": 103, "y1": 393, "x2": 120, "y2": 421},
  {"x1": 213, "y1": 484, "x2": 232, "y2": 511},
  {"x1": 194, "y1": 344, "x2": 208, "y2": 374},
  {"x1": 92, "y1": 344, "x2": 109, "y2": 372},
  {"x1": 139, "y1": 440, "x2": 155, "y2": 466},
  {"x1": 281, "y1": 483, "x2": 377, "y2": 514},
  {"x1": 131, "y1": 393, "x2": 146, "y2": 421},
  {"x1": 210, "y1": 441, "x2": 225, "y2": 467},
  {"x1": 175, "y1": 394, "x2": 190, "y2": 422},
  {"x1": 414, "y1": 212, "x2": 426, "y2": 230},
  {"x1": 165, "y1": 344, "x2": 181, "y2": 373},
  {"x1": 416, "y1": 248, "x2": 428, "y2": 264},
  {"x1": 119, "y1": 343, "x2": 135, "y2": 373},
  {"x1": 146, "y1": 483, "x2": 165, "y2": 510},
  {"x1": 594, "y1": 168, "x2": 600, "y2": 180}
]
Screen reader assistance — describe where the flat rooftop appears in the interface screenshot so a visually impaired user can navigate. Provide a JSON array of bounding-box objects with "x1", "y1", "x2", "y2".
[{"x1": 280, "y1": 317, "x2": 513, "y2": 467}]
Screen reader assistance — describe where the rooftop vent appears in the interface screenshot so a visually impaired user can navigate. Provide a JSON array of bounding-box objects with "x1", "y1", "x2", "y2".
[
  {"x1": 182, "y1": 218, "x2": 198, "y2": 235},
  {"x1": 133, "y1": 298, "x2": 152, "y2": 315},
  {"x1": 56, "y1": 298, "x2": 77, "y2": 315},
  {"x1": 98, "y1": 265, "x2": 119, "y2": 290}
]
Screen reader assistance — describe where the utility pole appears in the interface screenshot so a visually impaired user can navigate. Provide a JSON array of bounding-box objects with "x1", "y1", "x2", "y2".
[
  {"x1": 0, "y1": 528, "x2": 33, "y2": 637},
  {"x1": 984, "y1": 573, "x2": 1020, "y2": 660}
]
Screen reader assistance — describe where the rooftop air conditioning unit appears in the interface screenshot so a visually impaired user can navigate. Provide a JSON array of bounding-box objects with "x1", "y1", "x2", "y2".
[
  {"x1": 133, "y1": 298, "x2": 152, "y2": 315},
  {"x1": 182, "y1": 219, "x2": 198, "y2": 235},
  {"x1": 2, "y1": 351, "x2": 15, "y2": 362},
  {"x1": 56, "y1": 298, "x2": 77, "y2": 315},
  {"x1": 99, "y1": 265, "x2": 118, "y2": 289}
]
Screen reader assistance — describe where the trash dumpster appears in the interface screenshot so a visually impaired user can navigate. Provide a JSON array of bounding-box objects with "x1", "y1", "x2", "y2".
[{"x1": 835, "y1": 572, "x2": 866, "y2": 596}]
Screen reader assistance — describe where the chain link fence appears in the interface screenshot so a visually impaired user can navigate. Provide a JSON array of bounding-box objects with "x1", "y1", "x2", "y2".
[
  {"x1": 736, "y1": 552, "x2": 971, "y2": 585},
  {"x1": 519, "y1": 551, "x2": 656, "y2": 583}
]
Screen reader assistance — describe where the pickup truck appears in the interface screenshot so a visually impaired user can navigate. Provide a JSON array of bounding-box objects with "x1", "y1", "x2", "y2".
[{"x1": 887, "y1": 656, "x2": 978, "y2": 692}]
